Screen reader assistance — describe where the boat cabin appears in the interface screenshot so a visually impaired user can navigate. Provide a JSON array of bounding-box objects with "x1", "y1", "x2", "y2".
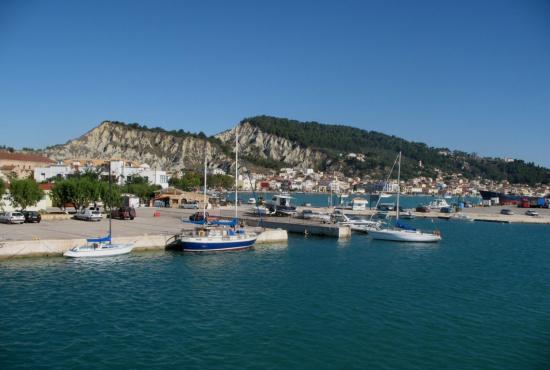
[
  {"x1": 271, "y1": 194, "x2": 293, "y2": 208},
  {"x1": 352, "y1": 198, "x2": 368, "y2": 211}
]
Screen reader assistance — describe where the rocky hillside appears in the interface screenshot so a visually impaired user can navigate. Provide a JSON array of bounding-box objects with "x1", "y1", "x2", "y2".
[
  {"x1": 215, "y1": 121, "x2": 328, "y2": 170},
  {"x1": 224, "y1": 116, "x2": 550, "y2": 184},
  {"x1": 41, "y1": 117, "x2": 550, "y2": 184},
  {"x1": 44, "y1": 121, "x2": 232, "y2": 172}
]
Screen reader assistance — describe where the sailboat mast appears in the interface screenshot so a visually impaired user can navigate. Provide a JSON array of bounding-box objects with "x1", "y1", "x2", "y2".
[
  {"x1": 108, "y1": 160, "x2": 112, "y2": 243},
  {"x1": 203, "y1": 144, "x2": 207, "y2": 218},
  {"x1": 396, "y1": 151, "x2": 401, "y2": 221},
  {"x1": 235, "y1": 128, "x2": 238, "y2": 220}
]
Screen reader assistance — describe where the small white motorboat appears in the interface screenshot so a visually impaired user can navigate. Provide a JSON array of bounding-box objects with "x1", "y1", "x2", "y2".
[
  {"x1": 247, "y1": 197, "x2": 256, "y2": 205},
  {"x1": 428, "y1": 198, "x2": 450, "y2": 210},
  {"x1": 449, "y1": 213, "x2": 474, "y2": 222},
  {"x1": 332, "y1": 212, "x2": 382, "y2": 232},
  {"x1": 400, "y1": 210, "x2": 415, "y2": 219}
]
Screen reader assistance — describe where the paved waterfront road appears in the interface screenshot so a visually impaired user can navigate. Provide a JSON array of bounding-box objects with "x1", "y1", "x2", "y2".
[
  {"x1": 1, "y1": 204, "x2": 548, "y2": 242},
  {"x1": 0, "y1": 208, "x2": 206, "y2": 241}
]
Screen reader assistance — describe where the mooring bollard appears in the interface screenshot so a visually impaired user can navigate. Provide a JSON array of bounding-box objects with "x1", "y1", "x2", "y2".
[{"x1": 153, "y1": 211, "x2": 160, "y2": 217}]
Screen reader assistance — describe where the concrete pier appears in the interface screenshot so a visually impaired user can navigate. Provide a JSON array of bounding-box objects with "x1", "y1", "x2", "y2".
[
  {"x1": 242, "y1": 216, "x2": 352, "y2": 238},
  {"x1": 0, "y1": 207, "x2": 288, "y2": 259},
  {"x1": 0, "y1": 229, "x2": 288, "y2": 259}
]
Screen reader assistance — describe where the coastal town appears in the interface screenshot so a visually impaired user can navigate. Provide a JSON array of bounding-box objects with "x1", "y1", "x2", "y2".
[
  {"x1": 1, "y1": 150, "x2": 549, "y2": 213},
  {"x1": 3, "y1": 2, "x2": 550, "y2": 369}
]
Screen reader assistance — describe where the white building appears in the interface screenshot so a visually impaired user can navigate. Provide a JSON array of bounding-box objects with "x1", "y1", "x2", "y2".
[
  {"x1": 34, "y1": 162, "x2": 74, "y2": 182},
  {"x1": 34, "y1": 159, "x2": 170, "y2": 189}
]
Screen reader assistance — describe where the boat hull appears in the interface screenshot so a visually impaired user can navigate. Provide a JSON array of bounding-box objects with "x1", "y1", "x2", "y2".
[
  {"x1": 368, "y1": 229, "x2": 441, "y2": 242},
  {"x1": 63, "y1": 243, "x2": 134, "y2": 258},
  {"x1": 180, "y1": 236, "x2": 256, "y2": 252}
]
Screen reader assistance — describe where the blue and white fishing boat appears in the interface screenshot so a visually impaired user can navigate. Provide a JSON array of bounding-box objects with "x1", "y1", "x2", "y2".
[{"x1": 179, "y1": 128, "x2": 257, "y2": 252}]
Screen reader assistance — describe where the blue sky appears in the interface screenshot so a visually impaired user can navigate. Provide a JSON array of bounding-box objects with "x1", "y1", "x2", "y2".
[{"x1": 1, "y1": 0, "x2": 549, "y2": 166}]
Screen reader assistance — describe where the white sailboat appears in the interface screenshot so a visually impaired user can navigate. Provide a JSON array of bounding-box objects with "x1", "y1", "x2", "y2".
[
  {"x1": 368, "y1": 152, "x2": 442, "y2": 243},
  {"x1": 64, "y1": 161, "x2": 135, "y2": 257}
]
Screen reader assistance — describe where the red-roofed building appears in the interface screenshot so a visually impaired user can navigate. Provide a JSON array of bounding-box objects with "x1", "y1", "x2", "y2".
[{"x1": 0, "y1": 151, "x2": 54, "y2": 178}]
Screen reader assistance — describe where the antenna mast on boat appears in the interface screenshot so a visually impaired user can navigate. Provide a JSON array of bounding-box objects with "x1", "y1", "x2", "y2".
[
  {"x1": 203, "y1": 145, "x2": 207, "y2": 219},
  {"x1": 235, "y1": 127, "x2": 239, "y2": 220},
  {"x1": 396, "y1": 151, "x2": 401, "y2": 221},
  {"x1": 108, "y1": 160, "x2": 112, "y2": 244}
]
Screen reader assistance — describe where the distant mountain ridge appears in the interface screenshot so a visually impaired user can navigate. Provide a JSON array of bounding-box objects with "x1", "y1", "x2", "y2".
[
  {"x1": 39, "y1": 116, "x2": 549, "y2": 185},
  {"x1": 226, "y1": 116, "x2": 550, "y2": 185}
]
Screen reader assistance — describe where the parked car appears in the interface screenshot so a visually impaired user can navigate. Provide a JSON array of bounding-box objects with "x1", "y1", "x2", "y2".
[
  {"x1": 440, "y1": 207, "x2": 455, "y2": 214},
  {"x1": 377, "y1": 204, "x2": 394, "y2": 212},
  {"x1": 20, "y1": 210, "x2": 41, "y2": 223},
  {"x1": 189, "y1": 211, "x2": 209, "y2": 222},
  {"x1": 416, "y1": 205, "x2": 431, "y2": 213},
  {"x1": 179, "y1": 201, "x2": 199, "y2": 209},
  {"x1": 74, "y1": 208, "x2": 102, "y2": 221},
  {"x1": 110, "y1": 207, "x2": 136, "y2": 220},
  {"x1": 525, "y1": 210, "x2": 539, "y2": 217},
  {"x1": 188, "y1": 212, "x2": 221, "y2": 222},
  {"x1": 500, "y1": 209, "x2": 514, "y2": 215},
  {"x1": 0, "y1": 212, "x2": 26, "y2": 224}
]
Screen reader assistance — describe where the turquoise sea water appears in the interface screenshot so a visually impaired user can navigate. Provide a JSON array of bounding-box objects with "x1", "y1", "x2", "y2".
[{"x1": 1, "y1": 220, "x2": 550, "y2": 369}]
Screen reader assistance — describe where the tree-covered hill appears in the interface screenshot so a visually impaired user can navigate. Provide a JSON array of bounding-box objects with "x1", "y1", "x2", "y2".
[{"x1": 243, "y1": 115, "x2": 550, "y2": 184}]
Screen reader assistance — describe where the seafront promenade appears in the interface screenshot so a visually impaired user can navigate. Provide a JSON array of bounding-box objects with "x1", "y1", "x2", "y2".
[{"x1": 0, "y1": 207, "x2": 288, "y2": 259}]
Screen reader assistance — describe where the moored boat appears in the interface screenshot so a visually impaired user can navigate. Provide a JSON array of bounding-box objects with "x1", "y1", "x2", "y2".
[
  {"x1": 368, "y1": 152, "x2": 442, "y2": 243},
  {"x1": 368, "y1": 228, "x2": 441, "y2": 242},
  {"x1": 428, "y1": 198, "x2": 450, "y2": 210},
  {"x1": 180, "y1": 227, "x2": 256, "y2": 252},
  {"x1": 178, "y1": 128, "x2": 256, "y2": 252},
  {"x1": 64, "y1": 236, "x2": 134, "y2": 258},
  {"x1": 64, "y1": 161, "x2": 135, "y2": 258}
]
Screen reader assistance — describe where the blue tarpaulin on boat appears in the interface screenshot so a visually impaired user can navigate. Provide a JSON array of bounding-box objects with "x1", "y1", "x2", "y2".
[
  {"x1": 87, "y1": 235, "x2": 111, "y2": 243},
  {"x1": 395, "y1": 220, "x2": 416, "y2": 231}
]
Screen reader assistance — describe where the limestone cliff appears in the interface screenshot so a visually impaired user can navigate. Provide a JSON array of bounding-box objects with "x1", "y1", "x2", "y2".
[
  {"x1": 215, "y1": 121, "x2": 328, "y2": 170},
  {"x1": 44, "y1": 121, "x2": 232, "y2": 172}
]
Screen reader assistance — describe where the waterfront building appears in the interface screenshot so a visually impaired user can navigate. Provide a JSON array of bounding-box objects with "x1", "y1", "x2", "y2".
[
  {"x1": 0, "y1": 151, "x2": 54, "y2": 178},
  {"x1": 34, "y1": 158, "x2": 170, "y2": 188}
]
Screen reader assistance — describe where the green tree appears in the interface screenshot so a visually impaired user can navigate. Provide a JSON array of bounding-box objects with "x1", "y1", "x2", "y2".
[
  {"x1": 99, "y1": 181, "x2": 122, "y2": 209},
  {"x1": 9, "y1": 178, "x2": 44, "y2": 210},
  {"x1": 51, "y1": 177, "x2": 102, "y2": 210},
  {"x1": 208, "y1": 174, "x2": 234, "y2": 189},
  {"x1": 0, "y1": 178, "x2": 5, "y2": 197},
  {"x1": 123, "y1": 175, "x2": 159, "y2": 203},
  {"x1": 169, "y1": 172, "x2": 201, "y2": 191}
]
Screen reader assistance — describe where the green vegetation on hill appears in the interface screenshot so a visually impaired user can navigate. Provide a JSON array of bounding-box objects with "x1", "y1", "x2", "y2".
[{"x1": 243, "y1": 115, "x2": 550, "y2": 184}]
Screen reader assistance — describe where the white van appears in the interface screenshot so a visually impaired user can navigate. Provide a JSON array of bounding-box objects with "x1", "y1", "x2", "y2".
[{"x1": 74, "y1": 208, "x2": 103, "y2": 221}]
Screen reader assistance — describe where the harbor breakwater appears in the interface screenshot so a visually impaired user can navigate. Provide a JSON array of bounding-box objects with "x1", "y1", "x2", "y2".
[{"x1": 0, "y1": 228, "x2": 288, "y2": 259}]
